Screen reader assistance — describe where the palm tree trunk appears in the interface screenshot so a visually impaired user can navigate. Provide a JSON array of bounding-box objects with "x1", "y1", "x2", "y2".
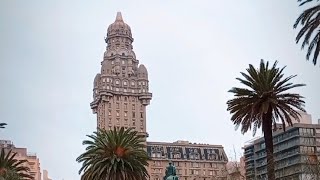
[{"x1": 262, "y1": 110, "x2": 275, "y2": 180}]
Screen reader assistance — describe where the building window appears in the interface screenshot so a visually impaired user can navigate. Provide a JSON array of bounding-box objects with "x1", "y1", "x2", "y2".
[
  {"x1": 131, "y1": 89, "x2": 134, "y2": 93},
  {"x1": 124, "y1": 103, "x2": 127, "y2": 110},
  {"x1": 116, "y1": 118, "x2": 119, "y2": 124},
  {"x1": 108, "y1": 110, "x2": 111, "y2": 116},
  {"x1": 116, "y1": 80, "x2": 119, "y2": 85},
  {"x1": 122, "y1": 60, "x2": 125, "y2": 64},
  {"x1": 140, "y1": 112, "x2": 143, "y2": 118},
  {"x1": 124, "y1": 111, "x2": 127, "y2": 117},
  {"x1": 116, "y1": 88, "x2": 119, "y2": 92},
  {"x1": 132, "y1": 104, "x2": 135, "y2": 110},
  {"x1": 189, "y1": 154, "x2": 194, "y2": 159},
  {"x1": 132, "y1": 112, "x2": 135, "y2": 118},
  {"x1": 123, "y1": 88, "x2": 127, "y2": 92},
  {"x1": 116, "y1": 111, "x2": 119, "y2": 117},
  {"x1": 107, "y1": 78, "x2": 110, "y2": 82},
  {"x1": 108, "y1": 103, "x2": 111, "y2": 108},
  {"x1": 131, "y1": 81, "x2": 135, "y2": 86},
  {"x1": 124, "y1": 97, "x2": 127, "y2": 101},
  {"x1": 192, "y1": 162, "x2": 199, "y2": 167},
  {"x1": 300, "y1": 128, "x2": 315, "y2": 136},
  {"x1": 102, "y1": 78, "x2": 105, "y2": 82},
  {"x1": 124, "y1": 81, "x2": 127, "y2": 86},
  {"x1": 173, "y1": 153, "x2": 180, "y2": 159},
  {"x1": 116, "y1": 103, "x2": 119, "y2": 109}
]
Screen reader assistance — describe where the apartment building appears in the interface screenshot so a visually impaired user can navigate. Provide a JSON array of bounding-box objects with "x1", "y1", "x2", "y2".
[{"x1": 244, "y1": 119, "x2": 320, "y2": 179}]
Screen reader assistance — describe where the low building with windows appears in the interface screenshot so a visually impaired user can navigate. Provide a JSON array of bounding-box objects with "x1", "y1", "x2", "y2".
[
  {"x1": 244, "y1": 118, "x2": 320, "y2": 180},
  {"x1": 147, "y1": 141, "x2": 229, "y2": 180}
]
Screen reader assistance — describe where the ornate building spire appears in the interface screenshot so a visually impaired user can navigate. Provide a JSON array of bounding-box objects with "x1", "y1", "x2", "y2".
[
  {"x1": 115, "y1": 12, "x2": 123, "y2": 22},
  {"x1": 90, "y1": 12, "x2": 152, "y2": 137}
]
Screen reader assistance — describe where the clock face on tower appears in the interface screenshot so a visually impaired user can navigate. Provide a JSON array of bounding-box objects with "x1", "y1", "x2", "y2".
[{"x1": 90, "y1": 12, "x2": 152, "y2": 138}]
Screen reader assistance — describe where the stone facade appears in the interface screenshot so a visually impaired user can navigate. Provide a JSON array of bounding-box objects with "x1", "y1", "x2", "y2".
[
  {"x1": 91, "y1": 12, "x2": 229, "y2": 180},
  {"x1": 90, "y1": 12, "x2": 152, "y2": 137}
]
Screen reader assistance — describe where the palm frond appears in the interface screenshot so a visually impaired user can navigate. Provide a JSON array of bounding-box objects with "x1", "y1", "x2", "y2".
[
  {"x1": 0, "y1": 123, "x2": 7, "y2": 129},
  {"x1": 298, "y1": 0, "x2": 319, "y2": 6},
  {"x1": 294, "y1": 0, "x2": 320, "y2": 66},
  {"x1": 0, "y1": 148, "x2": 33, "y2": 180}
]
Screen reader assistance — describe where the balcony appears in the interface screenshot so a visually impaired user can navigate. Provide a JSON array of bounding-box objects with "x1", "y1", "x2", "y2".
[
  {"x1": 244, "y1": 149, "x2": 254, "y2": 155},
  {"x1": 245, "y1": 156, "x2": 254, "y2": 162}
]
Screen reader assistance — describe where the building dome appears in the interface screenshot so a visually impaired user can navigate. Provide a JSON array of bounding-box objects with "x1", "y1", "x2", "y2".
[
  {"x1": 138, "y1": 64, "x2": 148, "y2": 79},
  {"x1": 94, "y1": 73, "x2": 101, "y2": 87},
  {"x1": 107, "y1": 12, "x2": 132, "y2": 39}
]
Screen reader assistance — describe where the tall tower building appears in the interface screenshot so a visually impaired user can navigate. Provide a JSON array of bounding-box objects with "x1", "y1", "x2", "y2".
[
  {"x1": 90, "y1": 12, "x2": 152, "y2": 137},
  {"x1": 90, "y1": 12, "x2": 229, "y2": 180}
]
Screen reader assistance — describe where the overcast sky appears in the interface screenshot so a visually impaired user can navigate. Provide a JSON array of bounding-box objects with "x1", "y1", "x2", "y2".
[{"x1": 1, "y1": 0, "x2": 320, "y2": 179}]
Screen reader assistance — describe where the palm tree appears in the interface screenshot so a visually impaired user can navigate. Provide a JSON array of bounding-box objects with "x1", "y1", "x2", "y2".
[
  {"x1": 294, "y1": 0, "x2": 320, "y2": 66},
  {"x1": 76, "y1": 127, "x2": 150, "y2": 180},
  {"x1": 0, "y1": 148, "x2": 33, "y2": 180},
  {"x1": 226, "y1": 60, "x2": 305, "y2": 180},
  {"x1": 0, "y1": 123, "x2": 7, "y2": 129}
]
